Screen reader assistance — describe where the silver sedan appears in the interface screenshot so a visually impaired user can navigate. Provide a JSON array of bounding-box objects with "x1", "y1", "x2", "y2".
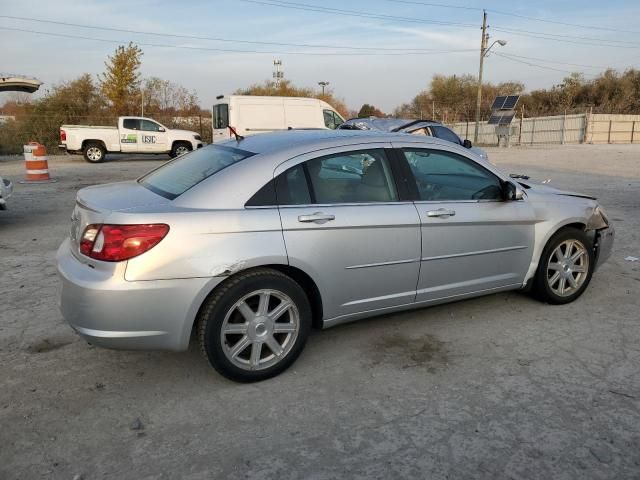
[{"x1": 57, "y1": 131, "x2": 614, "y2": 382}]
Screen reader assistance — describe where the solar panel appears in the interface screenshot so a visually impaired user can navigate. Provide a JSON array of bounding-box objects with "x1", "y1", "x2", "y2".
[
  {"x1": 487, "y1": 113, "x2": 502, "y2": 125},
  {"x1": 491, "y1": 96, "x2": 507, "y2": 110},
  {"x1": 502, "y1": 95, "x2": 520, "y2": 110},
  {"x1": 500, "y1": 112, "x2": 516, "y2": 124},
  {"x1": 488, "y1": 110, "x2": 516, "y2": 125},
  {"x1": 490, "y1": 95, "x2": 520, "y2": 111}
]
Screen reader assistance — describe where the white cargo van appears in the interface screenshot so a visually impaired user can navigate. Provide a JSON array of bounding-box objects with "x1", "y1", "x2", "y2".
[{"x1": 212, "y1": 95, "x2": 345, "y2": 142}]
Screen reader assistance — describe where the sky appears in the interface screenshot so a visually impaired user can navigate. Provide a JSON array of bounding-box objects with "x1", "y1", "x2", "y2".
[{"x1": 1, "y1": 0, "x2": 639, "y2": 112}]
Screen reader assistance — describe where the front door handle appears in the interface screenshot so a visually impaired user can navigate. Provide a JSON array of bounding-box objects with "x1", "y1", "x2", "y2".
[
  {"x1": 298, "y1": 212, "x2": 335, "y2": 224},
  {"x1": 426, "y1": 208, "x2": 456, "y2": 218}
]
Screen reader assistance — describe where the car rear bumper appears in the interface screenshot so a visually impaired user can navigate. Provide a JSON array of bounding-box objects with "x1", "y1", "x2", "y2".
[
  {"x1": 56, "y1": 238, "x2": 221, "y2": 351},
  {"x1": 594, "y1": 226, "x2": 614, "y2": 270}
]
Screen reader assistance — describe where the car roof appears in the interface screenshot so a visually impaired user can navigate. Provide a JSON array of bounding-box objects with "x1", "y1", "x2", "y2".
[
  {"x1": 339, "y1": 118, "x2": 443, "y2": 132},
  {"x1": 216, "y1": 129, "x2": 448, "y2": 157},
  {"x1": 175, "y1": 130, "x2": 466, "y2": 209}
]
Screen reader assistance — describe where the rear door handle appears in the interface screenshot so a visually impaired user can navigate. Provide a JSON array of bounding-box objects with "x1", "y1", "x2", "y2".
[
  {"x1": 298, "y1": 212, "x2": 335, "y2": 224},
  {"x1": 426, "y1": 208, "x2": 456, "y2": 218}
]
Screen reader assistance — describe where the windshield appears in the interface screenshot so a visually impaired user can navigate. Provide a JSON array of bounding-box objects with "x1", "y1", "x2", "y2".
[{"x1": 139, "y1": 145, "x2": 255, "y2": 199}]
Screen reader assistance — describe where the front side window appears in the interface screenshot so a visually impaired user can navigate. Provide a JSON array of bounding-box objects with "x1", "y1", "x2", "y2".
[
  {"x1": 213, "y1": 104, "x2": 229, "y2": 129},
  {"x1": 123, "y1": 118, "x2": 140, "y2": 130},
  {"x1": 141, "y1": 119, "x2": 162, "y2": 132},
  {"x1": 323, "y1": 110, "x2": 343, "y2": 129},
  {"x1": 431, "y1": 125, "x2": 462, "y2": 145},
  {"x1": 323, "y1": 110, "x2": 337, "y2": 129},
  {"x1": 140, "y1": 145, "x2": 255, "y2": 199},
  {"x1": 403, "y1": 148, "x2": 503, "y2": 201}
]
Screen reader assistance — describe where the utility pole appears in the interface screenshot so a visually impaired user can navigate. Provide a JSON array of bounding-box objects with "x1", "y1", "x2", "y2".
[
  {"x1": 141, "y1": 87, "x2": 144, "y2": 117},
  {"x1": 474, "y1": 10, "x2": 488, "y2": 143}
]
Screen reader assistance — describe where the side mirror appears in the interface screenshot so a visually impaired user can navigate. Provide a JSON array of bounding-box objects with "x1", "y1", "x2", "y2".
[
  {"x1": 158, "y1": 127, "x2": 166, "y2": 132},
  {"x1": 504, "y1": 181, "x2": 525, "y2": 200},
  {"x1": 463, "y1": 139, "x2": 472, "y2": 148}
]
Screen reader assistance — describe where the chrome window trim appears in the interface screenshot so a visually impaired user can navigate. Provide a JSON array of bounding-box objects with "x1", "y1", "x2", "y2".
[{"x1": 275, "y1": 201, "x2": 416, "y2": 209}]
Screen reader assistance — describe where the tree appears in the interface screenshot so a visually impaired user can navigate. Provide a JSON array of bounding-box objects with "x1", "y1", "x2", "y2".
[
  {"x1": 142, "y1": 77, "x2": 200, "y2": 116},
  {"x1": 357, "y1": 104, "x2": 384, "y2": 118},
  {"x1": 0, "y1": 74, "x2": 109, "y2": 153},
  {"x1": 99, "y1": 43, "x2": 143, "y2": 115}
]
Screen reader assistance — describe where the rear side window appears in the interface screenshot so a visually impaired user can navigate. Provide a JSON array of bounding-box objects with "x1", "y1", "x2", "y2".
[
  {"x1": 213, "y1": 104, "x2": 229, "y2": 129},
  {"x1": 123, "y1": 118, "x2": 140, "y2": 130},
  {"x1": 277, "y1": 164, "x2": 312, "y2": 205},
  {"x1": 140, "y1": 145, "x2": 255, "y2": 199},
  {"x1": 275, "y1": 150, "x2": 397, "y2": 206}
]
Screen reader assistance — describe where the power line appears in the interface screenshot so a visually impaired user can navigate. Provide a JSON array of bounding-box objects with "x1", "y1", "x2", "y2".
[
  {"x1": 0, "y1": 26, "x2": 477, "y2": 56},
  {"x1": 494, "y1": 53, "x2": 614, "y2": 70},
  {"x1": 242, "y1": 0, "x2": 640, "y2": 49},
  {"x1": 238, "y1": 0, "x2": 478, "y2": 28},
  {"x1": 493, "y1": 52, "x2": 596, "y2": 76},
  {"x1": 382, "y1": 0, "x2": 640, "y2": 35},
  {"x1": 492, "y1": 26, "x2": 640, "y2": 48},
  {"x1": 0, "y1": 14, "x2": 467, "y2": 52},
  {"x1": 489, "y1": 8, "x2": 640, "y2": 36},
  {"x1": 381, "y1": 0, "x2": 480, "y2": 11}
]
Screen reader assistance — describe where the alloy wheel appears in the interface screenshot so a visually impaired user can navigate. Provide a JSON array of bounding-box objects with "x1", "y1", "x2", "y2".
[
  {"x1": 220, "y1": 289, "x2": 300, "y2": 371},
  {"x1": 175, "y1": 146, "x2": 189, "y2": 156},
  {"x1": 546, "y1": 239, "x2": 589, "y2": 297},
  {"x1": 87, "y1": 147, "x2": 102, "y2": 161}
]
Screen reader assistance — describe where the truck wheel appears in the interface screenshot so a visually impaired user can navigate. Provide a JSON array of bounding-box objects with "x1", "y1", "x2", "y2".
[
  {"x1": 170, "y1": 142, "x2": 191, "y2": 158},
  {"x1": 83, "y1": 142, "x2": 106, "y2": 163}
]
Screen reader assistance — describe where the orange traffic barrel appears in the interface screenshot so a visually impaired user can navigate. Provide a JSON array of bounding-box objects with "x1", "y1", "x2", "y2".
[{"x1": 21, "y1": 142, "x2": 56, "y2": 183}]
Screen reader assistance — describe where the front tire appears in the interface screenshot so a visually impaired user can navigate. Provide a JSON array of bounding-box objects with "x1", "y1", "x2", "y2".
[
  {"x1": 533, "y1": 227, "x2": 595, "y2": 304},
  {"x1": 83, "y1": 142, "x2": 106, "y2": 163},
  {"x1": 198, "y1": 268, "x2": 312, "y2": 382},
  {"x1": 170, "y1": 142, "x2": 191, "y2": 158}
]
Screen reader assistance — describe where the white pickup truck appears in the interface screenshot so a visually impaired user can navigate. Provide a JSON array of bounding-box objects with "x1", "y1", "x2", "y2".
[{"x1": 59, "y1": 116, "x2": 203, "y2": 163}]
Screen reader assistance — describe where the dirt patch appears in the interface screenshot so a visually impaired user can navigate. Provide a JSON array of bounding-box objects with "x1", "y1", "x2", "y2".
[
  {"x1": 371, "y1": 333, "x2": 449, "y2": 373},
  {"x1": 26, "y1": 338, "x2": 73, "y2": 354}
]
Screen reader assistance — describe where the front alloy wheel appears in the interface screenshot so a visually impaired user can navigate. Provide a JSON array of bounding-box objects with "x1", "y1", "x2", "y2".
[
  {"x1": 533, "y1": 227, "x2": 595, "y2": 304},
  {"x1": 175, "y1": 145, "x2": 190, "y2": 156},
  {"x1": 546, "y1": 239, "x2": 590, "y2": 297}
]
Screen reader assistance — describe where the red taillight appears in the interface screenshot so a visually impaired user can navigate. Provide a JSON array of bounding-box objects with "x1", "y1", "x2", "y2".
[
  {"x1": 60, "y1": 129, "x2": 66, "y2": 141},
  {"x1": 79, "y1": 224, "x2": 169, "y2": 262}
]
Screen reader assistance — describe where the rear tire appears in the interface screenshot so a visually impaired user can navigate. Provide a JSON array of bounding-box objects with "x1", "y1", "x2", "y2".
[
  {"x1": 83, "y1": 142, "x2": 106, "y2": 163},
  {"x1": 170, "y1": 142, "x2": 191, "y2": 158},
  {"x1": 198, "y1": 268, "x2": 311, "y2": 382},
  {"x1": 532, "y1": 227, "x2": 595, "y2": 305}
]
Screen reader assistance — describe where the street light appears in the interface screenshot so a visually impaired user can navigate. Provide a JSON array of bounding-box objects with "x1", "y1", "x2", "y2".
[
  {"x1": 473, "y1": 14, "x2": 507, "y2": 143},
  {"x1": 318, "y1": 81, "x2": 330, "y2": 95}
]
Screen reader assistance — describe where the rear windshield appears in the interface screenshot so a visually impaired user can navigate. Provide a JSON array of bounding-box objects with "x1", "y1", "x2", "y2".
[{"x1": 139, "y1": 145, "x2": 255, "y2": 199}]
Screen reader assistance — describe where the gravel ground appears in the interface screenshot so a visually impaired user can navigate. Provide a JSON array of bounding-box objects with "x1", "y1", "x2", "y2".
[{"x1": 1, "y1": 145, "x2": 639, "y2": 480}]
